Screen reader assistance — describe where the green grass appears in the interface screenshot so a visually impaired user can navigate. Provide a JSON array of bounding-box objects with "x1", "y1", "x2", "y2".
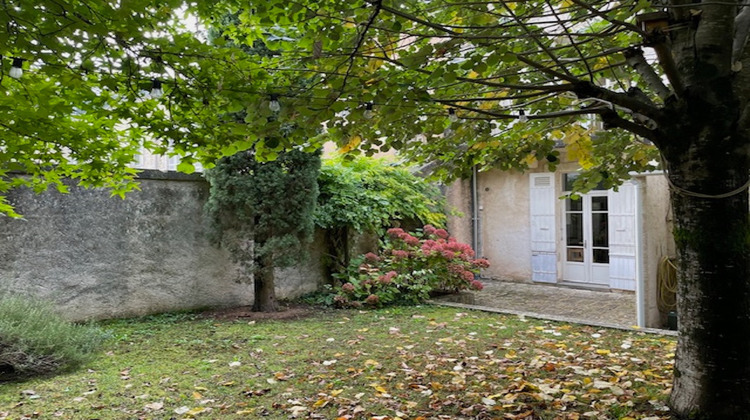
[{"x1": 0, "y1": 306, "x2": 675, "y2": 419}]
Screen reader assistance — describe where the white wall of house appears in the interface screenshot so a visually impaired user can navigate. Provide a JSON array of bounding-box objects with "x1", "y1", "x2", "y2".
[
  {"x1": 445, "y1": 159, "x2": 675, "y2": 328},
  {"x1": 132, "y1": 147, "x2": 203, "y2": 173}
]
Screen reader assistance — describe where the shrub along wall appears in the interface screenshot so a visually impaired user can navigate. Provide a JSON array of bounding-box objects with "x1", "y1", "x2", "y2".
[{"x1": 0, "y1": 171, "x2": 324, "y2": 321}]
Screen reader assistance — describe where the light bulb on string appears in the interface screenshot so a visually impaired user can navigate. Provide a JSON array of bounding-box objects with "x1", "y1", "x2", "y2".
[
  {"x1": 448, "y1": 107, "x2": 458, "y2": 122},
  {"x1": 9, "y1": 58, "x2": 23, "y2": 79},
  {"x1": 150, "y1": 79, "x2": 163, "y2": 99},
  {"x1": 269, "y1": 95, "x2": 281, "y2": 112},
  {"x1": 518, "y1": 109, "x2": 528, "y2": 123},
  {"x1": 363, "y1": 102, "x2": 374, "y2": 119},
  {"x1": 443, "y1": 127, "x2": 455, "y2": 138}
]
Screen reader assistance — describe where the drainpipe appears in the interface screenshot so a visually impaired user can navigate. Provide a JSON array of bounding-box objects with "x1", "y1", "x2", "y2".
[
  {"x1": 471, "y1": 166, "x2": 482, "y2": 257},
  {"x1": 633, "y1": 177, "x2": 646, "y2": 327}
]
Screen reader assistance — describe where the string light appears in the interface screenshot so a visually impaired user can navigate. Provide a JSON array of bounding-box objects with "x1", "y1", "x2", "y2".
[
  {"x1": 269, "y1": 94, "x2": 281, "y2": 112},
  {"x1": 518, "y1": 109, "x2": 528, "y2": 123},
  {"x1": 9, "y1": 58, "x2": 23, "y2": 79},
  {"x1": 448, "y1": 107, "x2": 458, "y2": 122},
  {"x1": 363, "y1": 102, "x2": 374, "y2": 119},
  {"x1": 150, "y1": 79, "x2": 163, "y2": 99}
]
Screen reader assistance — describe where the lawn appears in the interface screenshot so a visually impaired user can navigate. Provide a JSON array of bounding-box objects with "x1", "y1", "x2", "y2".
[{"x1": 0, "y1": 305, "x2": 674, "y2": 419}]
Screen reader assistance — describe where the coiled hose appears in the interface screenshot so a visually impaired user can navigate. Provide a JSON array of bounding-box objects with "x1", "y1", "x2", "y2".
[{"x1": 657, "y1": 256, "x2": 678, "y2": 313}]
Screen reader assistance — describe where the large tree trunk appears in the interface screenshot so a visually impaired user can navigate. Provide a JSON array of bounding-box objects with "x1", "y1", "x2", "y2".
[
  {"x1": 252, "y1": 248, "x2": 278, "y2": 312},
  {"x1": 663, "y1": 128, "x2": 750, "y2": 418}
]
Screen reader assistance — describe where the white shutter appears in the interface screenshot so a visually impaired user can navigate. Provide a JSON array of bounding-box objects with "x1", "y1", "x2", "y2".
[
  {"x1": 608, "y1": 181, "x2": 637, "y2": 290},
  {"x1": 530, "y1": 173, "x2": 557, "y2": 283}
]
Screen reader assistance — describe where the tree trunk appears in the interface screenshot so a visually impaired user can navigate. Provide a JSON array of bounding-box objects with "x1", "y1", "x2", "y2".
[
  {"x1": 252, "y1": 249, "x2": 278, "y2": 312},
  {"x1": 324, "y1": 226, "x2": 350, "y2": 285},
  {"x1": 663, "y1": 130, "x2": 750, "y2": 418}
]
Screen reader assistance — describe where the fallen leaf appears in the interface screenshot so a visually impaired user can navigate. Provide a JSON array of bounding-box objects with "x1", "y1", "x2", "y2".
[{"x1": 144, "y1": 402, "x2": 163, "y2": 411}]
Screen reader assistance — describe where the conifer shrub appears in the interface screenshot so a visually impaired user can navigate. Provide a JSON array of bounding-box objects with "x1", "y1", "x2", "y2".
[{"x1": 0, "y1": 295, "x2": 104, "y2": 381}]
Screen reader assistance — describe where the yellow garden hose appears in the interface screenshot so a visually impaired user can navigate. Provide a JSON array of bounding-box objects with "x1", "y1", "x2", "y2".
[{"x1": 657, "y1": 256, "x2": 678, "y2": 313}]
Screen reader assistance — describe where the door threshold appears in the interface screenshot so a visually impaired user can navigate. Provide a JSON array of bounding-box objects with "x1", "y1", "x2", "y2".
[{"x1": 558, "y1": 281, "x2": 612, "y2": 292}]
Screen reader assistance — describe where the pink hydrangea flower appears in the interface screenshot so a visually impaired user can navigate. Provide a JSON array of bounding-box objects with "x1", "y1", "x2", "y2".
[
  {"x1": 424, "y1": 224, "x2": 437, "y2": 235},
  {"x1": 441, "y1": 250, "x2": 456, "y2": 260},
  {"x1": 387, "y1": 227, "x2": 405, "y2": 238},
  {"x1": 342, "y1": 283, "x2": 355, "y2": 293},
  {"x1": 472, "y1": 258, "x2": 490, "y2": 268},
  {"x1": 434, "y1": 228, "x2": 449, "y2": 239},
  {"x1": 470, "y1": 280, "x2": 484, "y2": 290},
  {"x1": 364, "y1": 252, "x2": 380, "y2": 262},
  {"x1": 403, "y1": 235, "x2": 420, "y2": 246},
  {"x1": 365, "y1": 294, "x2": 380, "y2": 305},
  {"x1": 392, "y1": 249, "x2": 409, "y2": 259},
  {"x1": 461, "y1": 270, "x2": 475, "y2": 282}
]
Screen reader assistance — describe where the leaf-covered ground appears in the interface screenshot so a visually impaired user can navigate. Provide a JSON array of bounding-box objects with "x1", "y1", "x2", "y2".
[{"x1": 0, "y1": 306, "x2": 674, "y2": 419}]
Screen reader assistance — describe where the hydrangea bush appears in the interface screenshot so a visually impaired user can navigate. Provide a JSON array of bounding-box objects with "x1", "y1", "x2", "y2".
[{"x1": 334, "y1": 225, "x2": 489, "y2": 307}]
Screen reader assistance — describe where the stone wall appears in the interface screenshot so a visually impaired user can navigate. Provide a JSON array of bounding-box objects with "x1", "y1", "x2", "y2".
[{"x1": 0, "y1": 171, "x2": 324, "y2": 321}]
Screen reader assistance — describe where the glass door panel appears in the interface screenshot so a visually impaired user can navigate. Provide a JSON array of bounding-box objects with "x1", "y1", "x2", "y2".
[{"x1": 563, "y1": 192, "x2": 610, "y2": 284}]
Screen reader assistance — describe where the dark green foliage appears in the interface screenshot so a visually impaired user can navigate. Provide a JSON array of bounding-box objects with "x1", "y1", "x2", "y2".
[
  {"x1": 0, "y1": 295, "x2": 104, "y2": 382},
  {"x1": 204, "y1": 148, "x2": 321, "y2": 310}
]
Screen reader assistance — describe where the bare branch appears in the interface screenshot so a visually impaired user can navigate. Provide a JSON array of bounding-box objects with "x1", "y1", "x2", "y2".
[
  {"x1": 623, "y1": 48, "x2": 672, "y2": 100},
  {"x1": 734, "y1": 6, "x2": 750, "y2": 68},
  {"x1": 598, "y1": 108, "x2": 658, "y2": 140}
]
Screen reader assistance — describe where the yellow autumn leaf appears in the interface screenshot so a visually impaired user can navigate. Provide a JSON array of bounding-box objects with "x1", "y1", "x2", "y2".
[
  {"x1": 312, "y1": 398, "x2": 329, "y2": 408},
  {"x1": 364, "y1": 359, "x2": 379, "y2": 366},
  {"x1": 593, "y1": 56, "x2": 609, "y2": 71},
  {"x1": 192, "y1": 391, "x2": 203, "y2": 400},
  {"x1": 339, "y1": 135, "x2": 361, "y2": 154},
  {"x1": 194, "y1": 386, "x2": 208, "y2": 391},
  {"x1": 331, "y1": 389, "x2": 343, "y2": 397},
  {"x1": 371, "y1": 384, "x2": 388, "y2": 393},
  {"x1": 596, "y1": 349, "x2": 611, "y2": 355},
  {"x1": 505, "y1": 349, "x2": 517, "y2": 358},
  {"x1": 186, "y1": 406, "x2": 209, "y2": 416}
]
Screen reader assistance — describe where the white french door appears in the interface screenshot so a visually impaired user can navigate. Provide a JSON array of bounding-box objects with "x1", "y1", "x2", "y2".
[{"x1": 562, "y1": 192, "x2": 610, "y2": 285}]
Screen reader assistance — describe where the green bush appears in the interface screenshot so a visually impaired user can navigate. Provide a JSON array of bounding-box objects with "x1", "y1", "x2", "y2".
[
  {"x1": 0, "y1": 295, "x2": 105, "y2": 381},
  {"x1": 314, "y1": 155, "x2": 448, "y2": 281},
  {"x1": 314, "y1": 155, "x2": 446, "y2": 233},
  {"x1": 332, "y1": 226, "x2": 489, "y2": 307}
]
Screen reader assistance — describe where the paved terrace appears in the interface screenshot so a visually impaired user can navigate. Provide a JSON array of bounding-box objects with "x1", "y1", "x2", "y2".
[{"x1": 432, "y1": 279, "x2": 674, "y2": 335}]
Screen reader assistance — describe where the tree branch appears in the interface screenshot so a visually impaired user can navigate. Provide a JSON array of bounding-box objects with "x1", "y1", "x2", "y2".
[
  {"x1": 573, "y1": 81, "x2": 661, "y2": 118},
  {"x1": 733, "y1": 5, "x2": 750, "y2": 68},
  {"x1": 598, "y1": 108, "x2": 658, "y2": 140},
  {"x1": 623, "y1": 48, "x2": 672, "y2": 100}
]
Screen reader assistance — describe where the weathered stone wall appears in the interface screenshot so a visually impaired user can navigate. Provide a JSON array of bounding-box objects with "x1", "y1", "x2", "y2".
[{"x1": 0, "y1": 171, "x2": 324, "y2": 321}]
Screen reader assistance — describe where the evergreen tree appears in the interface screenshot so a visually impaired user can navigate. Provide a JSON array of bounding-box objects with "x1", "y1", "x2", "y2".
[{"x1": 205, "y1": 148, "x2": 320, "y2": 312}]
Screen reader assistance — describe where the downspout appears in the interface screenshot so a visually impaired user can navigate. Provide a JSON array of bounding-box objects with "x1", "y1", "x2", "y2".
[
  {"x1": 633, "y1": 177, "x2": 646, "y2": 327},
  {"x1": 471, "y1": 166, "x2": 482, "y2": 257}
]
